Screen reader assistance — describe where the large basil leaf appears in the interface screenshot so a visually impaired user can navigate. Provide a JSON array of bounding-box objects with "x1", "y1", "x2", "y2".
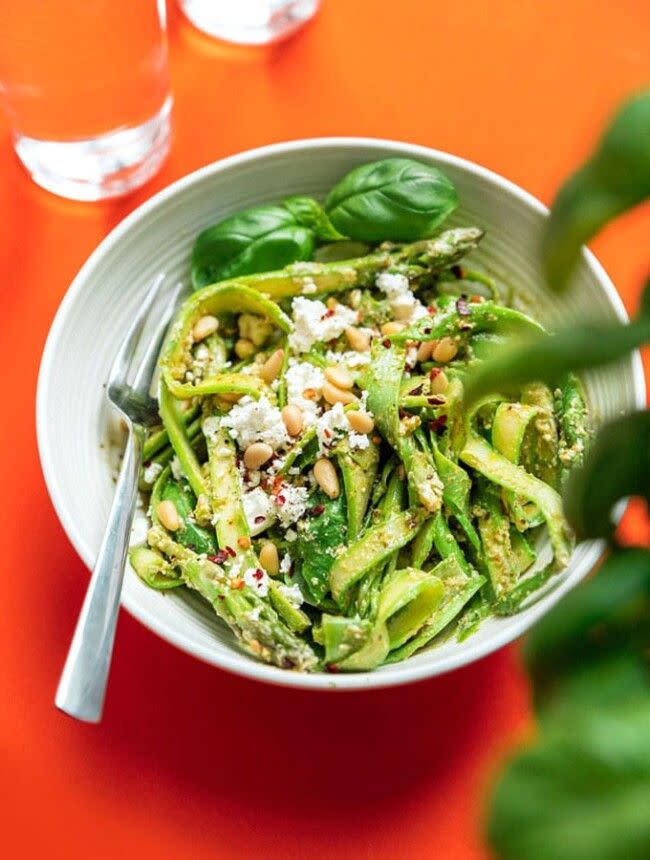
[
  {"x1": 542, "y1": 90, "x2": 650, "y2": 290},
  {"x1": 487, "y1": 698, "x2": 650, "y2": 860},
  {"x1": 191, "y1": 204, "x2": 315, "y2": 289},
  {"x1": 524, "y1": 548, "x2": 650, "y2": 717},
  {"x1": 293, "y1": 489, "x2": 347, "y2": 605},
  {"x1": 325, "y1": 158, "x2": 458, "y2": 242},
  {"x1": 282, "y1": 196, "x2": 344, "y2": 241}
]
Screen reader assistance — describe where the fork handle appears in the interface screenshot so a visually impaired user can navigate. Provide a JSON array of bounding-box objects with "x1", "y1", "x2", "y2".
[{"x1": 55, "y1": 425, "x2": 145, "y2": 723}]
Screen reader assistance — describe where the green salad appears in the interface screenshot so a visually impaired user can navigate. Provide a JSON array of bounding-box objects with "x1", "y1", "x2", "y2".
[{"x1": 129, "y1": 158, "x2": 588, "y2": 672}]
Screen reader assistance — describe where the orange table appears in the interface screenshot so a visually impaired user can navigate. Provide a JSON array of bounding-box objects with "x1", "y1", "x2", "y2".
[{"x1": 1, "y1": 3, "x2": 648, "y2": 858}]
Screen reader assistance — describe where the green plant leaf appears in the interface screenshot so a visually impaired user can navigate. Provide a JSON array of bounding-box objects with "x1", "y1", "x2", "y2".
[
  {"x1": 564, "y1": 412, "x2": 650, "y2": 541},
  {"x1": 542, "y1": 90, "x2": 650, "y2": 290},
  {"x1": 487, "y1": 698, "x2": 650, "y2": 860},
  {"x1": 293, "y1": 490, "x2": 347, "y2": 604},
  {"x1": 191, "y1": 204, "x2": 315, "y2": 288},
  {"x1": 325, "y1": 158, "x2": 458, "y2": 242},
  {"x1": 282, "y1": 196, "x2": 344, "y2": 241},
  {"x1": 524, "y1": 547, "x2": 650, "y2": 716}
]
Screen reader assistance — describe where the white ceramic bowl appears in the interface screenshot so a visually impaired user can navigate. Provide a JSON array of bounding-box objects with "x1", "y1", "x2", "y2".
[{"x1": 37, "y1": 139, "x2": 646, "y2": 690}]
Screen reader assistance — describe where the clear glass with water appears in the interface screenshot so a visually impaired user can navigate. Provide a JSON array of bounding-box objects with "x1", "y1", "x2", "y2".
[
  {"x1": 0, "y1": 1, "x2": 171, "y2": 201},
  {"x1": 178, "y1": 0, "x2": 320, "y2": 45}
]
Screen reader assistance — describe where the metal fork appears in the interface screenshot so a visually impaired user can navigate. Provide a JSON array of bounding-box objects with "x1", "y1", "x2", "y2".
[{"x1": 55, "y1": 274, "x2": 179, "y2": 723}]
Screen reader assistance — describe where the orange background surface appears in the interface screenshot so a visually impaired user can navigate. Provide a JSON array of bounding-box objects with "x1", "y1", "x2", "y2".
[{"x1": 0, "y1": 2, "x2": 648, "y2": 859}]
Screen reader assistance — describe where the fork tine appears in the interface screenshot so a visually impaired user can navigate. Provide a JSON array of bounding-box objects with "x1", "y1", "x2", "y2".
[
  {"x1": 131, "y1": 282, "x2": 186, "y2": 398},
  {"x1": 107, "y1": 272, "x2": 167, "y2": 388}
]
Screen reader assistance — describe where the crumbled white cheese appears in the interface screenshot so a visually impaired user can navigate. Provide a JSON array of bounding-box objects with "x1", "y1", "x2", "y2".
[
  {"x1": 405, "y1": 345, "x2": 418, "y2": 369},
  {"x1": 170, "y1": 456, "x2": 185, "y2": 481},
  {"x1": 248, "y1": 605, "x2": 263, "y2": 622},
  {"x1": 243, "y1": 567, "x2": 270, "y2": 597},
  {"x1": 275, "y1": 484, "x2": 309, "y2": 527},
  {"x1": 242, "y1": 487, "x2": 276, "y2": 535},
  {"x1": 316, "y1": 401, "x2": 350, "y2": 452},
  {"x1": 277, "y1": 582, "x2": 304, "y2": 608},
  {"x1": 130, "y1": 515, "x2": 149, "y2": 545},
  {"x1": 376, "y1": 271, "x2": 426, "y2": 322},
  {"x1": 288, "y1": 297, "x2": 358, "y2": 353},
  {"x1": 280, "y1": 552, "x2": 292, "y2": 575},
  {"x1": 221, "y1": 395, "x2": 289, "y2": 450},
  {"x1": 285, "y1": 528, "x2": 298, "y2": 542},
  {"x1": 349, "y1": 432, "x2": 370, "y2": 450},
  {"x1": 301, "y1": 277, "x2": 318, "y2": 294},
  {"x1": 325, "y1": 349, "x2": 371, "y2": 369},
  {"x1": 142, "y1": 461, "x2": 163, "y2": 485},
  {"x1": 202, "y1": 416, "x2": 221, "y2": 442},
  {"x1": 285, "y1": 359, "x2": 325, "y2": 426},
  {"x1": 376, "y1": 271, "x2": 410, "y2": 298}
]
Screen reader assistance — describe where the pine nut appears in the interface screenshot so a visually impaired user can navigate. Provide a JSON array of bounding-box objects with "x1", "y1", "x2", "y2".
[
  {"x1": 220, "y1": 392, "x2": 243, "y2": 404},
  {"x1": 345, "y1": 326, "x2": 370, "y2": 352},
  {"x1": 392, "y1": 302, "x2": 414, "y2": 321},
  {"x1": 347, "y1": 411, "x2": 374, "y2": 433},
  {"x1": 381, "y1": 321, "x2": 406, "y2": 336},
  {"x1": 243, "y1": 442, "x2": 274, "y2": 470},
  {"x1": 237, "y1": 535, "x2": 251, "y2": 549},
  {"x1": 322, "y1": 380, "x2": 357, "y2": 405},
  {"x1": 192, "y1": 315, "x2": 219, "y2": 342},
  {"x1": 430, "y1": 369, "x2": 449, "y2": 394},
  {"x1": 416, "y1": 341, "x2": 434, "y2": 362},
  {"x1": 234, "y1": 338, "x2": 255, "y2": 359},
  {"x1": 260, "y1": 348, "x2": 284, "y2": 383},
  {"x1": 324, "y1": 365, "x2": 354, "y2": 390},
  {"x1": 282, "y1": 404, "x2": 303, "y2": 436},
  {"x1": 313, "y1": 457, "x2": 340, "y2": 499},
  {"x1": 432, "y1": 337, "x2": 458, "y2": 363},
  {"x1": 259, "y1": 541, "x2": 279, "y2": 576},
  {"x1": 157, "y1": 500, "x2": 181, "y2": 531}
]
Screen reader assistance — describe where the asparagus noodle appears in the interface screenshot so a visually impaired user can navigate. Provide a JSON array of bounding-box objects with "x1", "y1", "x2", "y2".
[
  {"x1": 365, "y1": 340, "x2": 444, "y2": 513},
  {"x1": 129, "y1": 544, "x2": 182, "y2": 590},
  {"x1": 160, "y1": 284, "x2": 292, "y2": 399},
  {"x1": 476, "y1": 479, "x2": 519, "y2": 598},
  {"x1": 147, "y1": 526, "x2": 317, "y2": 670},
  {"x1": 556, "y1": 373, "x2": 590, "y2": 485},
  {"x1": 143, "y1": 403, "x2": 200, "y2": 462},
  {"x1": 159, "y1": 379, "x2": 207, "y2": 498},
  {"x1": 521, "y1": 383, "x2": 560, "y2": 490},
  {"x1": 334, "y1": 439, "x2": 380, "y2": 540},
  {"x1": 460, "y1": 432, "x2": 573, "y2": 568},
  {"x1": 329, "y1": 508, "x2": 425, "y2": 605}
]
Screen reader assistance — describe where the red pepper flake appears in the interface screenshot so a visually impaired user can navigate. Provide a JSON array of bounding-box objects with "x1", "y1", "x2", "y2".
[
  {"x1": 208, "y1": 550, "x2": 229, "y2": 565},
  {"x1": 326, "y1": 663, "x2": 340, "y2": 673},
  {"x1": 430, "y1": 367, "x2": 443, "y2": 382},
  {"x1": 456, "y1": 295, "x2": 470, "y2": 316},
  {"x1": 310, "y1": 503, "x2": 325, "y2": 516},
  {"x1": 470, "y1": 294, "x2": 483, "y2": 304},
  {"x1": 399, "y1": 407, "x2": 407, "y2": 419},
  {"x1": 427, "y1": 304, "x2": 437, "y2": 315},
  {"x1": 429, "y1": 415, "x2": 448, "y2": 434},
  {"x1": 282, "y1": 657, "x2": 296, "y2": 669},
  {"x1": 276, "y1": 494, "x2": 286, "y2": 506},
  {"x1": 382, "y1": 339, "x2": 391, "y2": 348},
  {"x1": 423, "y1": 327, "x2": 432, "y2": 335},
  {"x1": 272, "y1": 475, "x2": 285, "y2": 495},
  {"x1": 225, "y1": 545, "x2": 237, "y2": 558},
  {"x1": 143, "y1": 460, "x2": 151, "y2": 468},
  {"x1": 218, "y1": 595, "x2": 225, "y2": 601},
  {"x1": 451, "y1": 264, "x2": 465, "y2": 279},
  {"x1": 254, "y1": 515, "x2": 266, "y2": 524},
  {"x1": 231, "y1": 578, "x2": 244, "y2": 590},
  {"x1": 324, "y1": 428, "x2": 333, "y2": 438},
  {"x1": 253, "y1": 568, "x2": 265, "y2": 580},
  {"x1": 320, "y1": 308, "x2": 335, "y2": 320},
  {"x1": 409, "y1": 384, "x2": 424, "y2": 396},
  {"x1": 428, "y1": 395, "x2": 446, "y2": 406}
]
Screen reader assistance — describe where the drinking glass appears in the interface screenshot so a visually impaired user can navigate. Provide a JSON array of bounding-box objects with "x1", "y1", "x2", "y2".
[
  {"x1": 0, "y1": 1, "x2": 172, "y2": 201},
  {"x1": 178, "y1": 0, "x2": 320, "y2": 45}
]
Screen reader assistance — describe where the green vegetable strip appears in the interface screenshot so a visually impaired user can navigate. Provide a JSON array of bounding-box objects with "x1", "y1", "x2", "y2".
[
  {"x1": 378, "y1": 568, "x2": 445, "y2": 651},
  {"x1": 491, "y1": 402, "x2": 545, "y2": 530},
  {"x1": 365, "y1": 340, "x2": 443, "y2": 513},
  {"x1": 429, "y1": 511, "x2": 472, "y2": 576},
  {"x1": 143, "y1": 403, "x2": 200, "y2": 461},
  {"x1": 161, "y1": 284, "x2": 292, "y2": 399},
  {"x1": 160, "y1": 477, "x2": 218, "y2": 556},
  {"x1": 159, "y1": 379, "x2": 207, "y2": 499},
  {"x1": 460, "y1": 432, "x2": 573, "y2": 568},
  {"x1": 147, "y1": 526, "x2": 317, "y2": 670},
  {"x1": 385, "y1": 557, "x2": 485, "y2": 663},
  {"x1": 521, "y1": 383, "x2": 560, "y2": 489},
  {"x1": 129, "y1": 544, "x2": 182, "y2": 590},
  {"x1": 556, "y1": 373, "x2": 589, "y2": 484},
  {"x1": 335, "y1": 441, "x2": 380, "y2": 540},
  {"x1": 476, "y1": 479, "x2": 518, "y2": 597},
  {"x1": 329, "y1": 509, "x2": 425, "y2": 605}
]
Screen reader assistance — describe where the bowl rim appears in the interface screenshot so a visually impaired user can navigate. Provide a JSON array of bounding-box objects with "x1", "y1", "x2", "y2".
[{"x1": 36, "y1": 136, "x2": 647, "y2": 690}]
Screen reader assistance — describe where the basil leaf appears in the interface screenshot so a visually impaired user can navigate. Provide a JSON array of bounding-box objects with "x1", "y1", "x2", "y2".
[
  {"x1": 293, "y1": 490, "x2": 347, "y2": 605},
  {"x1": 487, "y1": 698, "x2": 650, "y2": 860},
  {"x1": 325, "y1": 158, "x2": 458, "y2": 242},
  {"x1": 282, "y1": 196, "x2": 344, "y2": 241},
  {"x1": 564, "y1": 411, "x2": 650, "y2": 541},
  {"x1": 191, "y1": 204, "x2": 315, "y2": 289},
  {"x1": 524, "y1": 547, "x2": 650, "y2": 717},
  {"x1": 543, "y1": 90, "x2": 650, "y2": 290},
  {"x1": 161, "y1": 479, "x2": 217, "y2": 555}
]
